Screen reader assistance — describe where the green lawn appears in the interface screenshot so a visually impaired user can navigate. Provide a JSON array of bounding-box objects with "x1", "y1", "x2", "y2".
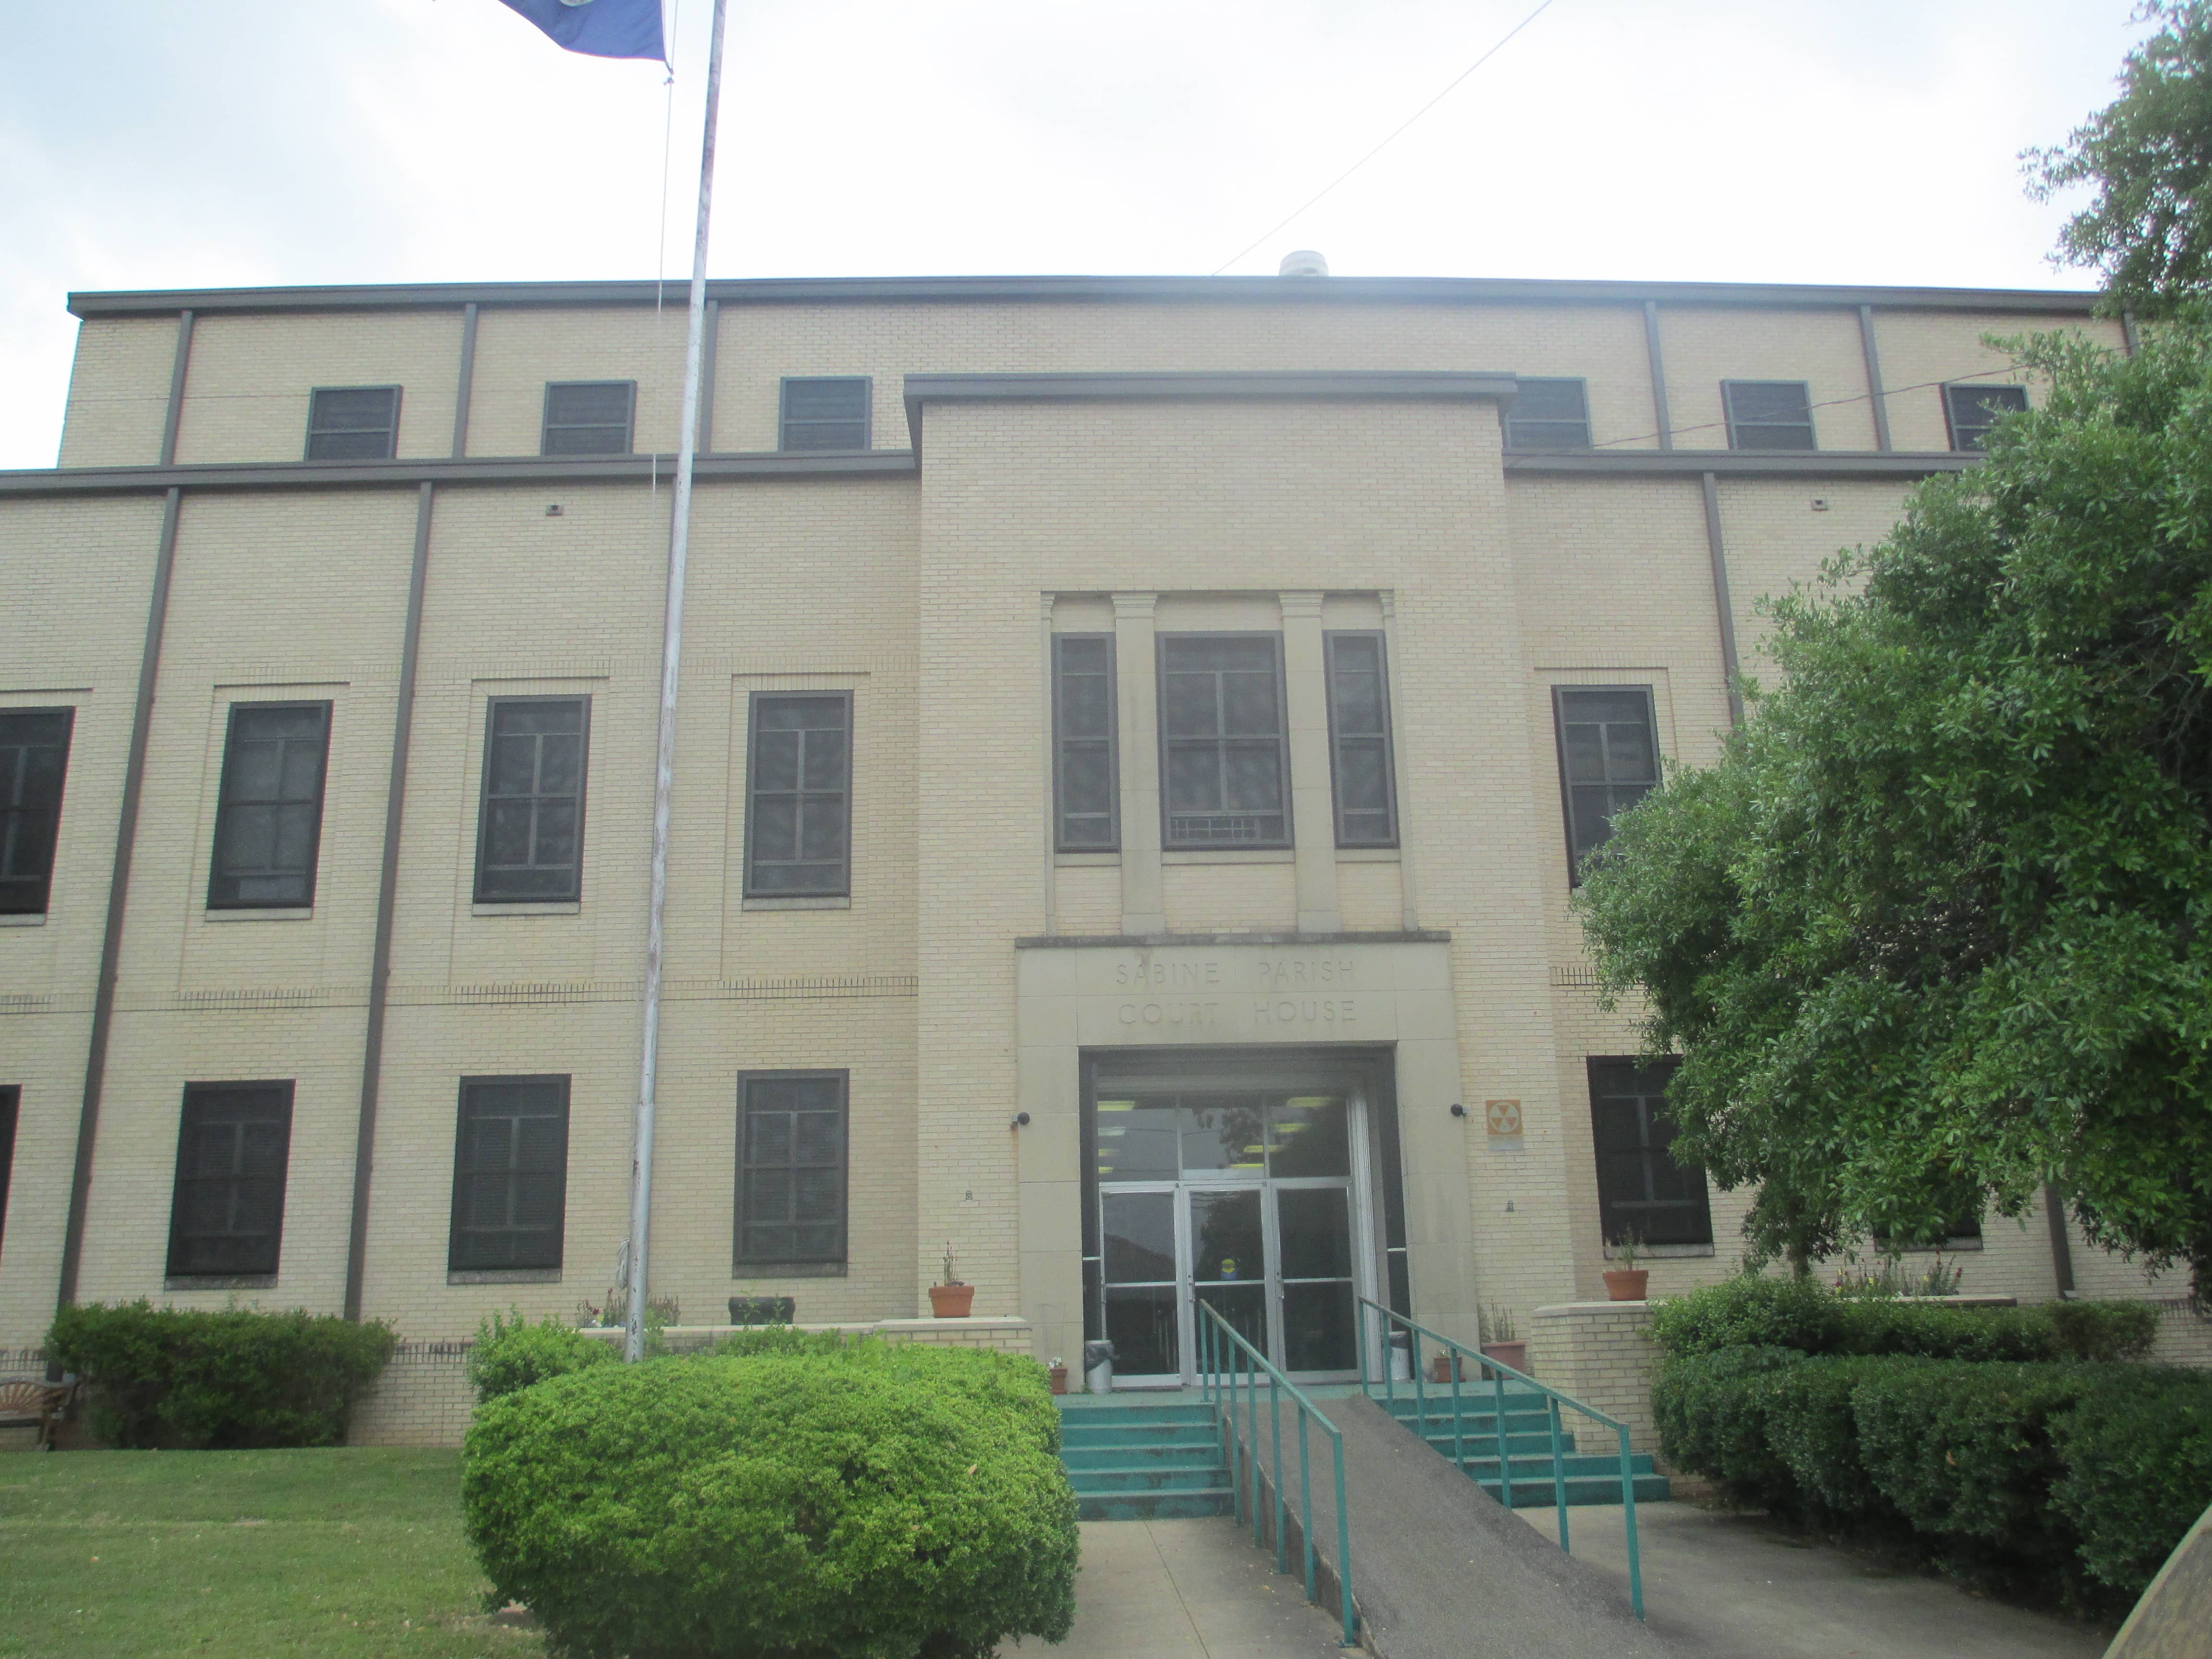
[{"x1": 0, "y1": 1449, "x2": 544, "y2": 1659}]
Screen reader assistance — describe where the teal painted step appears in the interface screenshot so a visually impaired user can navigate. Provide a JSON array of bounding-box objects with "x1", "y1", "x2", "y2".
[
  {"x1": 1469, "y1": 1473, "x2": 1674, "y2": 1506},
  {"x1": 1380, "y1": 1396, "x2": 1673, "y2": 1507},
  {"x1": 1058, "y1": 1398, "x2": 1233, "y2": 1521}
]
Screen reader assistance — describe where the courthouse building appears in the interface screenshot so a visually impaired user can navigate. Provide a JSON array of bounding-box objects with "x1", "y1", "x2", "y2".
[{"x1": 0, "y1": 265, "x2": 2186, "y2": 1385}]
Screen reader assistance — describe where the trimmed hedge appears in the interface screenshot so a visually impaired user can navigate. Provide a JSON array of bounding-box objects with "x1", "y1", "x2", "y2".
[
  {"x1": 466, "y1": 1310, "x2": 618, "y2": 1405},
  {"x1": 1653, "y1": 1348, "x2": 2212, "y2": 1608},
  {"x1": 46, "y1": 1301, "x2": 396, "y2": 1450},
  {"x1": 462, "y1": 1343, "x2": 1077, "y2": 1659},
  {"x1": 1647, "y1": 1274, "x2": 2157, "y2": 1363}
]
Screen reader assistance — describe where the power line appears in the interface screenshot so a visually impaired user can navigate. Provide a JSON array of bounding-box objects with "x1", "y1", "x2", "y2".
[
  {"x1": 1210, "y1": 0, "x2": 1560, "y2": 276},
  {"x1": 1589, "y1": 363, "x2": 2036, "y2": 451}
]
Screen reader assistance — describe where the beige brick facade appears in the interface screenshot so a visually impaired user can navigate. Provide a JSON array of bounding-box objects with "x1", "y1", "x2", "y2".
[{"x1": 1, "y1": 271, "x2": 2187, "y2": 1424}]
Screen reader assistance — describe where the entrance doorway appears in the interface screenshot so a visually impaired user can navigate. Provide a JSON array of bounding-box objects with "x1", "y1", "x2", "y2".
[{"x1": 1094, "y1": 1088, "x2": 1371, "y2": 1386}]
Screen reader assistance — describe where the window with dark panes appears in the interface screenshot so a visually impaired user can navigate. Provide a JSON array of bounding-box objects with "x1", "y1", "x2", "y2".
[
  {"x1": 778, "y1": 377, "x2": 870, "y2": 450},
  {"x1": 449, "y1": 1076, "x2": 570, "y2": 1273},
  {"x1": 475, "y1": 697, "x2": 589, "y2": 902},
  {"x1": 1159, "y1": 634, "x2": 1291, "y2": 847},
  {"x1": 745, "y1": 693, "x2": 850, "y2": 897},
  {"x1": 305, "y1": 386, "x2": 401, "y2": 461},
  {"x1": 1053, "y1": 634, "x2": 1118, "y2": 850},
  {"x1": 167, "y1": 1082, "x2": 294, "y2": 1278},
  {"x1": 735, "y1": 1071, "x2": 847, "y2": 1267},
  {"x1": 1588, "y1": 1058, "x2": 1711, "y2": 1247},
  {"x1": 1722, "y1": 380, "x2": 1816, "y2": 450},
  {"x1": 1943, "y1": 383, "x2": 2029, "y2": 451},
  {"x1": 541, "y1": 381, "x2": 636, "y2": 455},
  {"x1": 0, "y1": 1086, "x2": 16, "y2": 1259},
  {"x1": 1554, "y1": 685, "x2": 1659, "y2": 882},
  {"x1": 0, "y1": 709, "x2": 73, "y2": 915},
  {"x1": 1505, "y1": 377, "x2": 1592, "y2": 449},
  {"x1": 1324, "y1": 631, "x2": 1396, "y2": 847},
  {"x1": 208, "y1": 703, "x2": 331, "y2": 909}
]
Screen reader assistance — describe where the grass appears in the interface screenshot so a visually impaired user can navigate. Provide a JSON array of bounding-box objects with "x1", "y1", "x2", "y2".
[{"x1": 0, "y1": 1448, "x2": 544, "y2": 1659}]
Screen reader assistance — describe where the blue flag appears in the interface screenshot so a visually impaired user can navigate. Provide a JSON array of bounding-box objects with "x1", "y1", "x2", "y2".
[{"x1": 498, "y1": 0, "x2": 665, "y2": 61}]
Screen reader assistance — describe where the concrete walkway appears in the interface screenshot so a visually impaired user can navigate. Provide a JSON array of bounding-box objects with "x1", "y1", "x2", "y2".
[
  {"x1": 1509, "y1": 1502, "x2": 2114, "y2": 1659},
  {"x1": 1002, "y1": 1517, "x2": 1350, "y2": 1658}
]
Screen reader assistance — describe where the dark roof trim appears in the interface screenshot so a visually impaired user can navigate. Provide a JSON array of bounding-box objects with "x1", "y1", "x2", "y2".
[
  {"x1": 1504, "y1": 449, "x2": 1979, "y2": 479},
  {"x1": 0, "y1": 449, "x2": 914, "y2": 498},
  {"x1": 903, "y1": 369, "x2": 1517, "y2": 453},
  {"x1": 67, "y1": 273, "x2": 2106, "y2": 321}
]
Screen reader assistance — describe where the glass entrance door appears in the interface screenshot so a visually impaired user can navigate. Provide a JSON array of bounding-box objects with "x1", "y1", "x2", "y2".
[{"x1": 1098, "y1": 1090, "x2": 1368, "y2": 1385}]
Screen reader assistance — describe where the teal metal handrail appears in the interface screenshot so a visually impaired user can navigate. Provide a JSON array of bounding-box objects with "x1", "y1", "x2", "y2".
[
  {"x1": 1196, "y1": 1301, "x2": 1358, "y2": 1647},
  {"x1": 1356, "y1": 1298, "x2": 1644, "y2": 1620}
]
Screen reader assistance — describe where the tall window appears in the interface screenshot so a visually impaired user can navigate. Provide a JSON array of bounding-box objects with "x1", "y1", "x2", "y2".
[
  {"x1": 208, "y1": 702, "x2": 331, "y2": 910},
  {"x1": 1722, "y1": 380, "x2": 1816, "y2": 450},
  {"x1": 1944, "y1": 383, "x2": 2029, "y2": 451},
  {"x1": 1587, "y1": 1058, "x2": 1711, "y2": 1248},
  {"x1": 1158, "y1": 634, "x2": 1291, "y2": 848},
  {"x1": 1505, "y1": 378, "x2": 1592, "y2": 449},
  {"x1": 167, "y1": 1082, "x2": 294, "y2": 1279},
  {"x1": 0, "y1": 1086, "x2": 17, "y2": 1260},
  {"x1": 305, "y1": 386, "x2": 401, "y2": 461},
  {"x1": 745, "y1": 693, "x2": 851, "y2": 897},
  {"x1": 735, "y1": 1071, "x2": 847, "y2": 1270},
  {"x1": 778, "y1": 378, "x2": 871, "y2": 451},
  {"x1": 1554, "y1": 686, "x2": 1659, "y2": 882},
  {"x1": 1324, "y1": 632, "x2": 1396, "y2": 847},
  {"x1": 0, "y1": 709, "x2": 73, "y2": 915},
  {"x1": 541, "y1": 381, "x2": 636, "y2": 455},
  {"x1": 1053, "y1": 635, "x2": 1118, "y2": 851},
  {"x1": 475, "y1": 697, "x2": 589, "y2": 903},
  {"x1": 449, "y1": 1076, "x2": 570, "y2": 1273}
]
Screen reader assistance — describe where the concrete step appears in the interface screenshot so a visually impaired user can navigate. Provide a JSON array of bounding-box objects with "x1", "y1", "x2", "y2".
[
  {"x1": 1057, "y1": 1400, "x2": 1216, "y2": 1424},
  {"x1": 1469, "y1": 1472, "x2": 1674, "y2": 1507},
  {"x1": 1058, "y1": 1419, "x2": 1222, "y2": 1450},
  {"x1": 1412, "y1": 1429, "x2": 1585, "y2": 1457},
  {"x1": 1059, "y1": 1442, "x2": 1224, "y2": 1471},
  {"x1": 1066, "y1": 1462, "x2": 1236, "y2": 1495},
  {"x1": 1076, "y1": 1487, "x2": 1236, "y2": 1521}
]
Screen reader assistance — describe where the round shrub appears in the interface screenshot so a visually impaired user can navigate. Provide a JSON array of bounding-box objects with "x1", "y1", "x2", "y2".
[
  {"x1": 1647, "y1": 1275, "x2": 1840, "y2": 1358},
  {"x1": 466, "y1": 1310, "x2": 618, "y2": 1405},
  {"x1": 2049, "y1": 1366, "x2": 2212, "y2": 1598},
  {"x1": 462, "y1": 1346, "x2": 1078, "y2": 1659},
  {"x1": 1762, "y1": 1356, "x2": 1917, "y2": 1527},
  {"x1": 1650, "y1": 1345, "x2": 1805, "y2": 1504}
]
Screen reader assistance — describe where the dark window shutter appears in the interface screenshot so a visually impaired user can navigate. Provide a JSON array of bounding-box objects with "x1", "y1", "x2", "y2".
[
  {"x1": 1324, "y1": 631, "x2": 1397, "y2": 846},
  {"x1": 1505, "y1": 378, "x2": 1592, "y2": 449},
  {"x1": 208, "y1": 703, "x2": 331, "y2": 909},
  {"x1": 1158, "y1": 634, "x2": 1292, "y2": 848},
  {"x1": 745, "y1": 693, "x2": 851, "y2": 896},
  {"x1": 779, "y1": 378, "x2": 871, "y2": 450},
  {"x1": 167, "y1": 1082, "x2": 294, "y2": 1277},
  {"x1": 0, "y1": 709, "x2": 74, "y2": 915},
  {"x1": 474, "y1": 697, "x2": 590, "y2": 902},
  {"x1": 306, "y1": 387, "x2": 401, "y2": 460},
  {"x1": 1053, "y1": 635, "x2": 1119, "y2": 850},
  {"x1": 1722, "y1": 380, "x2": 1816, "y2": 450},
  {"x1": 736, "y1": 1072, "x2": 848, "y2": 1266},
  {"x1": 1554, "y1": 686, "x2": 1659, "y2": 882},
  {"x1": 1587, "y1": 1058, "x2": 1710, "y2": 1247},
  {"x1": 541, "y1": 382, "x2": 636, "y2": 455},
  {"x1": 1943, "y1": 383, "x2": 2029, "y2": 451},
  {"x1": 449, "y1": 1077, "x2": 570, "y2": 1272}
]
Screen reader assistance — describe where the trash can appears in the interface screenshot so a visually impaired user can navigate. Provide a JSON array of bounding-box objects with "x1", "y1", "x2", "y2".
[
  {"x1": 1083, "y1": 1339, "x2": 1115, "y2": 1394},
  {"x1": 1388, "y1": 1330, "x2": 1413, "y2": 1382}
]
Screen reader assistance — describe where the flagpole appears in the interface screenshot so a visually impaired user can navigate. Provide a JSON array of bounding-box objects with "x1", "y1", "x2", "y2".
[{"x1": 628, "y1": 0, "x2": 728, "y2": 1365}]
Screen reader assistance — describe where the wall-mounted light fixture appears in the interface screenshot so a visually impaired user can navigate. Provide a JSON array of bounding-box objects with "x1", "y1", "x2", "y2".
[
  {"x1": 1449, "y1": 1103, "x2": 1468, "y2": 1119},
  {"x1": 1010, "y1": 1111, "x2": 1032, "y2": 1129}
]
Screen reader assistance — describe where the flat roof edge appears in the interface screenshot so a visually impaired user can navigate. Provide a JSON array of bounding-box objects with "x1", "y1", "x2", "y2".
[{"x1": 65, "y1": 273, "x2": 2110, "y2": 319}]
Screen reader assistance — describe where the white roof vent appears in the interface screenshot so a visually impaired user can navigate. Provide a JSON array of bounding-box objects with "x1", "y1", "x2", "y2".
[{"x1": 1278, "y1": 249, "x2": 1329, "y2": 277}]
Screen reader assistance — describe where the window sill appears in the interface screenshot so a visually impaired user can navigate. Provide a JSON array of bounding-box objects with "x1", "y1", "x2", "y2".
[
  {"x1": 204, "y1": 907, "x2": 313, "y2": 922},
  {"x1": 1162, "y1": 849, "x2": 1294, "y2": 865},
  {"x1": 165, "y1": 1274, "x2": 277, "y2": 1291},
  {"x1": 1885, "y1": 1238, "x2": 1985, "y2": 1254},
  {"x1": 1334, "y1": 847, "x2": 1401, "y2": 863},
  {"x1": 743, "y1": 896, "x2": 851, "y2": 911},
  {"x1": 1054, "y1": 852, "x2": 1121, "y2": 866},
  {"x1": 1605, "y1": 1243, "x2": 1715, "y2": 1260},
  {"x1": 734, "y1": 1262, "x2": 848, "y2": 1278},
  {"x1": 471, "y1": 901, "x2": 580, "y2": 916},
  {"x1": 448, "y1": 1267, "x2": 563, "y2": 1285},
  {"x1": 0, "y1": 912, "x2": 47, "y2": 927}
]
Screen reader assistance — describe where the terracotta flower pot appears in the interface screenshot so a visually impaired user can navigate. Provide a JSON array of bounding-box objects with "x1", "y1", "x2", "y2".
[
  {"x1": 1048, "y1": 1364, "x2": 1069, "y2": 1395},
  {"x1": 1479, "y1": 1340, "x2": 1528, "y2": 1379},
  {"x1": 928, "y1": 1283, "x2": 975, "y2": 1318},
  {"x1": 1602, "y1": 1268, "x2": 1649, "y2": 1302},
  {"x1": 1428, "y1": 1352, "x2": 1466, "y2": 1384}
]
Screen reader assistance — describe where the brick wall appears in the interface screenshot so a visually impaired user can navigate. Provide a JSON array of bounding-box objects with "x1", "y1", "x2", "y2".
[{"x1": 1528, "y1": 1300, "x2": 1659, "y2": 1455}]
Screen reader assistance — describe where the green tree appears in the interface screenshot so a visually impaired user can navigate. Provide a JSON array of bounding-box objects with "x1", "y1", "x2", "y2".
[
  {"x1": 2029, "y1": 2, "x2": 2212, "y2": 313},
  {"x1": 1575, "y1": 321, "x2": 2212, "y2": 1287}
]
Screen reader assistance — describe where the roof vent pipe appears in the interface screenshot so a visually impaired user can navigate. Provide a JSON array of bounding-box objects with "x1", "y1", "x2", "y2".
[{"x1": 1278, "y1": 250, "x2": 1329, "y2": 277}]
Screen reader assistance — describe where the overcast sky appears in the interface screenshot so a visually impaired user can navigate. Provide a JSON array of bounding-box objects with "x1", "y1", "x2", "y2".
[{"x1": 0, "y1": 0, "x2": 2153, "y2": 469}]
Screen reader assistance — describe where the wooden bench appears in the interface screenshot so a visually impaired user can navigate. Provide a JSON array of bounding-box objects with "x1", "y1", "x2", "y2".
[{"x1": 0, "y1": 1378, "x2": 72, "y2": 1451}]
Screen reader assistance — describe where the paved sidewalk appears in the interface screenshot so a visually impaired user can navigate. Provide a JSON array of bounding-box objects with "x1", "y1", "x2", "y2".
[
  {"x1": 1510, "y1": 1501, "x2": 2114, "y2": 1659},
  {"x1": 1003, "y1": 1517, "x2": 1351, "y2": 1658}
]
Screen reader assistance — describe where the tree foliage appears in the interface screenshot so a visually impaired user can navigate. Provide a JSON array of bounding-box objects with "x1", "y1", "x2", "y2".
[
  {"x1": 2028, "y1": 2, "x2": 2212, "y2": 313},
  {"x1": 1575, "y1": 321, "x2": 2212, "y2": 1287}
]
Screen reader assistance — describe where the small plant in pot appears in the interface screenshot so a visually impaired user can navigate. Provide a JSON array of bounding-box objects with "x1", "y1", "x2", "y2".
[
  {"x1": 1601, "y1": 1229, "x2": 1648, "y2": 1301},
  {"x1": 1047, "y1": 1356, "x2": 1069, "y2": 1395},
  {"x1": 927, "y1": 1243, "x2": 975, "y2": 1318},
  {"x1": 1477, "y1": 1304, "x2": 1526, "y2": 1378}
]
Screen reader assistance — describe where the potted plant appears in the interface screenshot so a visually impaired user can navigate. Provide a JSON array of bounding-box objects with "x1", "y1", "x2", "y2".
[
  {"x1": 1477, "y1": 1305, "x2": 1527, "y2": 1378},
  {"x1": 927, "y1": 1244, "x2": 974, "y2": 1318},
  {"x1": 1047, "y1": 1356, "x2": 1069, "y2": 1395},
  {"x1": 1601, "y1": 1229, "x2": 1649, "y2": 1301}
]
